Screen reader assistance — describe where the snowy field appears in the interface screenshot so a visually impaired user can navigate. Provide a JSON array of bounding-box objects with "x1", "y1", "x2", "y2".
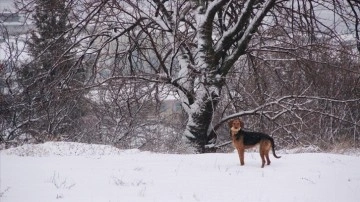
[{"x1": 1, "y1": 142, "x2": 360, "y2": 202}]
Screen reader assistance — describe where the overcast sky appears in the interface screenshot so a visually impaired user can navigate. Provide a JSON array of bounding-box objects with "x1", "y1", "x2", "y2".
[
  {"x1": 0, "y1": 0, "x2": 351, "y2": 34},
  {"x1": 0, "y1": 0, "x2": 15, "y2": 12}
]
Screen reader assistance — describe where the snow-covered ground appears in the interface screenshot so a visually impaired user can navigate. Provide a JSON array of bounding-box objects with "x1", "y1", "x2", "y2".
[{"x1": 1, "y1": 142, "x2": 360, "y2": 202}]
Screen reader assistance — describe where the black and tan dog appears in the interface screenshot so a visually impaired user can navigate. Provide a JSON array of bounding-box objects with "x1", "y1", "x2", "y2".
[{"x1": 229, "y1": 118, "x2": 281, "y2": 168}]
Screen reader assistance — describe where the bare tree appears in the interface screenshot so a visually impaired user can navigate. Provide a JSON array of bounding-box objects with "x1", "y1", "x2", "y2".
[{"x1": 4, "y1": 0, "x2": 359, "y2": 152}]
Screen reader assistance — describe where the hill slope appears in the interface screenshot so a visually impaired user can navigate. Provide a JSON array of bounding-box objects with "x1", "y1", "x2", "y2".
[{"x1": 1, "y1": 142, "x2": 360, "y2": 202}]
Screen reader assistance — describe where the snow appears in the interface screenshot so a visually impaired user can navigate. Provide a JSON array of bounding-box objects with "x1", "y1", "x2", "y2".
[{"x1": 1, "y1": 142, "x2": 360, "y2": 202}]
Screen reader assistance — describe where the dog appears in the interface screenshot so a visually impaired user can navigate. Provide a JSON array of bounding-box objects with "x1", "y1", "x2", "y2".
[{"x1": 228, "y1": 118, "x2": 281, "y2": 168}]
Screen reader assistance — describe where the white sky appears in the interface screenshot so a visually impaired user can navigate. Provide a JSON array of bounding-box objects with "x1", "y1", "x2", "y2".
[{"x1": 0, "y1": 0, "x2": 15, "y2": 12}]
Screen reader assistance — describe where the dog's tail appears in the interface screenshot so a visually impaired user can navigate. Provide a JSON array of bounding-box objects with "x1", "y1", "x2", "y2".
[{"x1": 269, "y1": 137, "x2": 281, "y2": 159}]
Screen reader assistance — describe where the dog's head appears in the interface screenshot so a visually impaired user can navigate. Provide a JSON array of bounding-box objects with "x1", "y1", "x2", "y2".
[{"x1": 228, "y1": 118, "x2": 244, "y2": 130}]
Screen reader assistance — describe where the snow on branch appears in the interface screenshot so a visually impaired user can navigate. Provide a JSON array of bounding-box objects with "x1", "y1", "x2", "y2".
[
  {"x1": 213, "y1": 95, "x2": 360, "y2": 131},
  {"x1": 220, "y1": 0, "x2": 276, "y2": 69},
  {"x1": 214, "y1": 0, "x2": 255, "y2": 53},
  {"x1": 198, "y1": 0, "x2": 229, "y2": 26}
]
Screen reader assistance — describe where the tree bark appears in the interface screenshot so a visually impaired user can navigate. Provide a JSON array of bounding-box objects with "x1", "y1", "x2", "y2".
[{"x1": 183, "y1": 87, "x2": 220, "y2": 152}]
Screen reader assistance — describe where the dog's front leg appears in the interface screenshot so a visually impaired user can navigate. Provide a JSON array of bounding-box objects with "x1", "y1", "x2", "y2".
[{"x1": 237, "y1": 148, "x2": 245, "y2": 166}]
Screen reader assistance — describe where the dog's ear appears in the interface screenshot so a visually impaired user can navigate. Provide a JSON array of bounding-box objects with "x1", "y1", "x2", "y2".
[
  {"x1": 239, "y1": 119, "x2": 244, "y2": 128},
  {"x1": 228, "y1": 120, "x2": 234, "y2": 128}
]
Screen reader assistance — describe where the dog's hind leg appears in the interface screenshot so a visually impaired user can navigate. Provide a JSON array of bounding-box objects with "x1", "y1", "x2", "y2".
[
  {"x1": 260, "y1": 149, "x2": 266, "y2": 168},
  {"x1": 260, "y1": 141, "x2": 272, "y2": 167},
  {"x1": 264, "y1": 141, "x2": 272, "y2": 165},
  {"x1": 260, "y1": 140, "x2": 272, "y2": 168},
  {"x1": 259, "y1": 142, "x2": 266, "y2": 168},
  {"x1": 265, "y1": 149, "x2": 271, "y2": 165}
]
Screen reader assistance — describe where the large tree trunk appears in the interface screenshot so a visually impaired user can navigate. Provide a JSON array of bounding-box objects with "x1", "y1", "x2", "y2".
[
  {"x1": 180, "y1": 74, "x2": 223, "y2": 152},
  {"x1": 184, "y1": 97, "x2": 218, "y2": 152}
]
